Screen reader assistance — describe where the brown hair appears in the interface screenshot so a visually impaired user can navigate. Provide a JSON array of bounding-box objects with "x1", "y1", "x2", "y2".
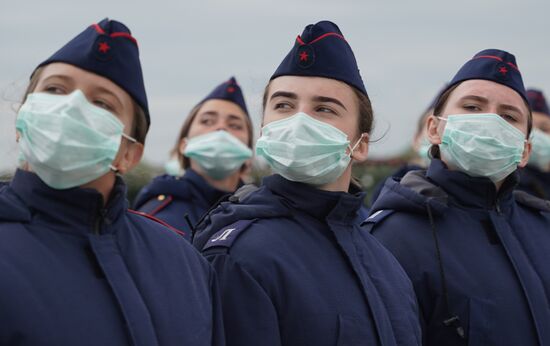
[
  {"x1": 170, "y1": 101, "x2": 254, "y2": 169},
  {"x1": 429, "y1": 82, "x2": 533, "y2": 159},
  {"x1": 24, "y1": 67, "x2": 149, "y2": 145}
]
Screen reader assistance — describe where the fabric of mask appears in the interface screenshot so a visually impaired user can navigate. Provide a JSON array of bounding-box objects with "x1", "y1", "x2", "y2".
[
  {"x1": 529, "y1": 128, "x2": 550, "y2": 171},
  {"x1": 183, "y1": 130, "x2": 252, "y2": 180},
  {"x1": 16, "y1": 90, "x2": 134, "y2": 189},
  {"x1": 416, "y1": 137, "x2": 432, "y2": 167},
  {"x1": 164, "y1": 157, "x2": 184, "y2": 176},
  {"x1": 439, "y1": 114, "x2": 526, "y2": 182},
  {"x1": 256, "y1": 112, "x2": 363, "y2": 186}
]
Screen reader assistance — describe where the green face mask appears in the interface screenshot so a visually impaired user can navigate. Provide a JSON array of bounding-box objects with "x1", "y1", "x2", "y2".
[
  {"x1": 183, "y1": 130, "x2": 252, "y2": 180},
  {"x1": 416, "y1": 137, "x2": 432, "y2": 167},
  {"x1": 529, "y1": 128, "x2": 550, "y2": 171},
  {"x1": 16, "y1": 90, "x2": 135, "y2": 190},
  {"x1": 438, "y1": 113, "x2": 526, "y2": 182},
  {"x1": 256, "y1": 112, "x2": 364, "y2": 186},
  {"x1": 164, "y1": 157, "x2": 184, "y2": 176}
]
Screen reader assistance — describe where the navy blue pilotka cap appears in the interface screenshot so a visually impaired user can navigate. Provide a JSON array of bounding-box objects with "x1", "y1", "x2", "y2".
[
  {"x1": 271, "y1": 20, "x2": 367, "y2": 96},
  {"x1": 34, "y1": 18, "x2": 150, "y2": 126},
  {"x1": 439, "y1": 49, "x2": 527, "y2": 105},
  {"x1": 200, "y1": 77, "x2": 249, "y2": 115},
  {"x1": 526, "y1": 89, "x2": 550, "y2": 116}
]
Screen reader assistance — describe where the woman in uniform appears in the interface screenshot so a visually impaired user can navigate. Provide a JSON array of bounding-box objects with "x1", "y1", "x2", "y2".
[
  {"x1": 367, "y1": 49, "x2": 550, "y2": 345},
  {"x1": 134, "y1": 77, "x2": 253, "y2": 241},
  {"x1": 193, "y1": 20, "x2": 421, "y2": 346},
  {"x1": 0, "y1": 18, "x2": 223, "y2": 345},
  {"x1": 517, "y1": 88, "x2": 550, "y2": 199}
]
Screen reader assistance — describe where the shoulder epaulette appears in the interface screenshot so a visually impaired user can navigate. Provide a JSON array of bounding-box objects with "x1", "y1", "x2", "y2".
[
  {"x1": 138, "y1": 194, "x2": 173, "y2": 215},
  {"x1": 361, "y1": 209, "x2": 395, "y2": 229},
  {"x1": 202, "y1": 219, "x2": 257, "y2": 252}
]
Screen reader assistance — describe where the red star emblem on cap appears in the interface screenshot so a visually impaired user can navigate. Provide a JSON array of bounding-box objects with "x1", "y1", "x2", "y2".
[
  {"x1": 498, "y1": 66, "x2": 508, "y2": 75},
  {"x1": 98, "y1": 42, "x2": 111, "y2": 54},
  {"x1": 227, "y1": 86, "x2": 236, "y2": 93},
  {"x1": 299, "y1": 51, "x2": 309, "y2": 62}
]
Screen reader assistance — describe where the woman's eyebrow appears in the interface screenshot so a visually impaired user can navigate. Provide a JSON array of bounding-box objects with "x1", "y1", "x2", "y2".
[
  {"x1": 270, "y1": 91, "x2": 298, "y2": 101},
  {"x1": 312, "y1": 95, "x2": 347, "y2": 111}
]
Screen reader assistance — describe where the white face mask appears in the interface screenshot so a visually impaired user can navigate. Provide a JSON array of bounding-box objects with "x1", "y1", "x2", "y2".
[
  {"x1": 16, "y1": 90, "x2": 135, "y2": 189},
  {"x1": 183, "y1": 130, "x2": 252, "y2": 180},
  {"x1": 528, "y1": 128, "x2": 550, "y2": 171},
  {"x1": 438, "y1": 113, "x2": 526, "y2": 182},
  {"x1": 255, "y1": 112, "x2": 364, "y2": 186}
]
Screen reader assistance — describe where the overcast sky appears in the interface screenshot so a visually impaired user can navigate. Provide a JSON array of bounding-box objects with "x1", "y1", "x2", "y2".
[{"x1": 1, "y1": 0, "x2": 549, "y2": 172}]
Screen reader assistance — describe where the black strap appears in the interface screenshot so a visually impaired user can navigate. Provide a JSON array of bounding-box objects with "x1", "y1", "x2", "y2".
[{"x1": 427, "y1": 202, "x2": 465, "y2": 339}]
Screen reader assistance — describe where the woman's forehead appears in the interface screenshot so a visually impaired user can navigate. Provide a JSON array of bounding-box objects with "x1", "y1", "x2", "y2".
[
  {"x1": 199, "y1": 99, "x2": 247, "y2": 118},
  {"x1": 451, "y1": 79, "x2": 526, "y2": 109},
  {"x1": 269, "y1": 76, "x2": 354, "y2": 100},
  {"x1": 39, "y1": 63, "x2": 131, "y2": 103}
]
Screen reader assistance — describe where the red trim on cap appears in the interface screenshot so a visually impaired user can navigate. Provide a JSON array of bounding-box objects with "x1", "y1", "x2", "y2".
[
  {"x1": 473, "y1": 55, "x2": 519, "y2": 71},
  {"x1": 128, "y1": 209, "x2": 186, "y2": 237},
  {"x1": 110, "y1": 32, "x2": 138, "y2": 45},
  {"x1": 91, "y1": 23, "x2": 138, "y2": 46},
  {"x1": 296, "y1": 32, "x2": 346, "y2": 46},
  {"x1": 92, "y1": 24, "x2": 106, "y2": 34},
  {"x1": 309, "y1": 32, "x2": 346, "y2": 44}
]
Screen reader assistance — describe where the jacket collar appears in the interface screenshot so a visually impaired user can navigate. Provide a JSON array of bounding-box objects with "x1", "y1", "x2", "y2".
[
  {"x1": 184, "y1": 169, "x2": 232, "y2": 207},
  {"x1": 427, "y1": 159, "x2": 517, "y2": 211},
  {"x1": 263, "y1": 174, "x2": 364, "y2": 224},
  {"x1": 10, "y1": 169, "x2": 128, "y2": 234}
]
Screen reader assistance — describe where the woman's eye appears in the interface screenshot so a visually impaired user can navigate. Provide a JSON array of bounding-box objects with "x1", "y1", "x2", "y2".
[
  {"x1": 274, "y1": 102, "x2": 292, "y2": 110},
  {"x1": 200, "y1": 118, "x2": 215, "y2": 125},
  {"x1": 229, "y1": 123, "x2": 244, "y2": 130},
  {"x1": 463, "y1": 104, "x2": 481, "y2": 112},
  {"x1": 501, "y1": 114, "x2": 517, "y2": 122},
  {"x1": 93, "y1": 100, "x2": 113, "y2": 111},
  {"x1": 316, "y1": 106, "x2": 336, "y2": 114},
  {"x1": 43, "y1": 85, "x2": 66, "y2": 95}
]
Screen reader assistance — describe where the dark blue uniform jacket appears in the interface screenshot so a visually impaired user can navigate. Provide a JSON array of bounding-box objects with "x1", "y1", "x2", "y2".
[
  {"x1": 366, "y1": 159, "x2": 550, "y2": 346},
  {"x1": 193, "y1": 174, "x2": 421, "y2": 346},
  {"x1": 134, "y1": 169, "x2": 230, "y2": 241},
  {"x1": 370, "y1": 164, "x2": 423, "y2": 206},
  {"x1": 517, "y1": 165, "x2": 550, "y2": 200},
  {"x1": 0, "y1": 170, "x2": 224, "y2": 346}
]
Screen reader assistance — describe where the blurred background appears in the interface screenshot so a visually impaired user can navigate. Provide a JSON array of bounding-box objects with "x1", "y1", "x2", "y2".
[{"x1": 2, "y1": 0, "x2": 549, "y2": 205}]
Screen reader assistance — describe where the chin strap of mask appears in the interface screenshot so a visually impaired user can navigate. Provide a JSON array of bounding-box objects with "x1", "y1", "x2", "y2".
[{"x1": 426, "y1": 201, "x2": 466, "y2": 340}]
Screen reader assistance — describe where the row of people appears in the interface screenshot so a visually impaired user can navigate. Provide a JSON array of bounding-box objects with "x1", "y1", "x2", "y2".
[{"x1": 1, "y1": 17, "x2": 549, "y2": 346}]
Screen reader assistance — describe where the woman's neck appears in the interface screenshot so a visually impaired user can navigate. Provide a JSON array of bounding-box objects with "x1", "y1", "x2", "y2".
[
  {"x1": 190, "y1": 162, "x2": 241, "y2": 192},
  {"x1": 80, "y1": 172, "x2": 116, "y2": 205},
  {"x1": 24, "y1": 165, "x2": 115, "y2": 204},
  {"x1": 318, "y1": 166, "x2": 352, "y2": 192}
]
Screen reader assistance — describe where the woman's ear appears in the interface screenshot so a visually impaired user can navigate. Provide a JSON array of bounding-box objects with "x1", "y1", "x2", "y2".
[
  {"x1": 427, "y1": 115, "x2": 443, "y2": 145},
  {"x1": 115, "y1": 142, "x2": 144, "y2": 175},
  {"x1": 519, "y1": 139, "x2": 532, "y2": 168},
  {"x1": 351, "y1": 133, "x2": 369, "y2": 163}
]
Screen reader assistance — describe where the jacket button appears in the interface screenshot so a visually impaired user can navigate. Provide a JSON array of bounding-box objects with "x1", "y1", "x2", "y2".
[{"x1": 157, "y1": 195, "x2": 166, "y2": 201}]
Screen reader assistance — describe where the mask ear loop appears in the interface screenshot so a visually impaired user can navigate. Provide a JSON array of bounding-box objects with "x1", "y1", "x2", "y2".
[
  {"x1": 110, "y1": 133, "x2": 138, "y2": 174},
  {"x1": 348, "y1": 133, "x2": 367, "y2": 158}
]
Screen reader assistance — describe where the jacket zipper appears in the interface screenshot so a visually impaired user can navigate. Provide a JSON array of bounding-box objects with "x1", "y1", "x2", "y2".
[
  {"x1": 495, "y1": 198, "x2": 502, "y2": 214},
  {"x1": 94, "y1": 201, "x2": 108, "y2": 235}
]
